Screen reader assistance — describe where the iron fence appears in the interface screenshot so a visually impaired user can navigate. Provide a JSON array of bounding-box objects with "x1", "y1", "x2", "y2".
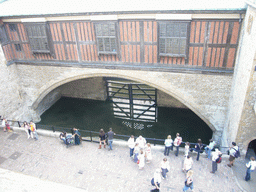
[
  {"x1": 36, "y1": 124, "x2": 206, "y2": 148},
  {"x1": 1, "y1": 118, "x2": 224, "y2": 151}
]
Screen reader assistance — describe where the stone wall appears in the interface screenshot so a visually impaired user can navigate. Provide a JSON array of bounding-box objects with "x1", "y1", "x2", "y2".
[
  {"x1": 58, "y1": 76, "x2": 188, "y2": 109},
  {"x1": 222, "y1": 4, "x2": 256, "y2": 154},
  {"x1": 157, "y1": 90, "x2": 188, "y2": 109},
  {"x1": 9, "y1": 64, "x2": 233, "y2": 141},
  {"x1": 0, "y1": 46, "x2": 33, "y2": 123},
  {"x1": 236, "y1": 71, "x2": 256, "y2": 154},
  {"x1": 60, "y1": 77, "x2": 107, "y2": 101}
]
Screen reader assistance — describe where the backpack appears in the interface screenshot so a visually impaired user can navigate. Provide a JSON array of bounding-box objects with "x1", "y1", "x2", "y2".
[
  {"x1": 233, "y1": 147, "x2": 241, "y2": 158},
  {"x1": 216, "y1": 156, "x2": 222, "y2": 163},
  {"x1": 30, "y1": 125, "x2": 34, "y2": 132}
]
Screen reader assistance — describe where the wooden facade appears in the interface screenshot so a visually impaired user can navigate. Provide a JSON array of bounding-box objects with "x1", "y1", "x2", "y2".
[{"x1": 0, "y1": 18, "x2": 241, "y2": 71}]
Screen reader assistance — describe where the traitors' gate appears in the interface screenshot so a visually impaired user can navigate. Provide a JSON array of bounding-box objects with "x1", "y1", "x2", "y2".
[{"x1": 105, "y1": 78, "x2": 157, "y2": 129}]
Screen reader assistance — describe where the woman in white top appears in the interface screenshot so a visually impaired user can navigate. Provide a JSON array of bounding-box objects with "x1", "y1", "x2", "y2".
[
  {"x1": 245, "y1": 156, "x2": 256, "y2": 181},
  {"x1": 164, "y1": 135, "x2": 173, "y2": 156}
]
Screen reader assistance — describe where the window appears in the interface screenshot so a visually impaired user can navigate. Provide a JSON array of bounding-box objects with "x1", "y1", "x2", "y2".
[
  {"x1": 159, "y1": 22, "x2": 188, "y2": 57},
  {"x1": 0, "y1": 26, "x2": 8, "y2": 44},
  {"x1": 9, "y1": 24, "x2": 16, "y2": 31},
  {"x1": 25, "y1": 23, "x2": 51, "y2": 53},
  {"x1": 14, "y1": 44, "x2": 22, "y2": 52},
  {"x1": 95, "y1": 23, "x2": 117, "y2": 54}
]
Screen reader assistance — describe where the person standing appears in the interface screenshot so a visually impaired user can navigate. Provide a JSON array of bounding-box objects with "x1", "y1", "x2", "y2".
[
  {"x1": 184, "y1": 142, "x2": 190, "y2": 157},
  {"x1": 5, "y1": 120, "x2": 12, "y2": 132},
  {"x1": 227, "y1": 142, "x2": 239, "y2": 167},
  {"x1": 73, "y1": 128, "x2": 81, "y2": 145},
  {"x1": 161, "y1": 158, "x2": 170, "y2": 179},
  {"x1": 245, "y1": 156, "x2": 256, "y2": 181},
  {"x1": 151, "y1": 169, "x2": 161, "y2": 192},
  {"x1": 194, "y1": 139, "x2": 204, "y2": 161},
  {"x1": 210, "y1": 149, "x2": 222, "y2": 173},
  {"x1": 138, "y1": 149, "x2": 145, "y2": 170},
  {"x1": 23, "y1": 121, "x2": 31, "y2": 139},
  {"x1": 145, "y1": 143, "x2": 152, "y2": 163},
  {"x1": 183, "y1": 155, "x2": 193, "y2": 173},
  {"x1": 205, "y1": 139, "x2": 216, "y2": 160},
  {"x1": 1, "y1": 118, "x2": 6, "y2": 132},
  {"x1": 136, "y1": 135, "x2": 146, "y2": 150},
  {"x1": 30, "y1": 121, "x2": 38, "y2": 140},
  {"x1": 133, "y1": 143, "x2": 140, "y2": 163},
  {"x1": 164, "y1": 135, "x2": 173, "y2": 156},
  {"x1": 128, "y1": 135, "x2": 135, "y2": 157},
  {"x1": 173, "y1": 133, "x2": 182, "y2": 156},
  {"x1": 98, "y1": 129, "x2": 106, "y2": 149},
  {"x1": 107, "y1": 128, "x2": 115, "y2": 150},
  {"x1": 183, "y1": 170, "x2": 194, "y2": 192}
]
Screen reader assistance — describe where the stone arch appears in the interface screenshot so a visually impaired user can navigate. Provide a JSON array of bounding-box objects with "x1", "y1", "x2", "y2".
[
  {"x1": 244, "y1": 137, "x2": 256, "y2": 157},
  {"x1": 32, "y1": 72, "x2": 216, "y2": 132}
]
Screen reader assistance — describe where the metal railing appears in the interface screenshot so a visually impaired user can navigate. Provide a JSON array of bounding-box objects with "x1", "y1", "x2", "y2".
[
  {"x1": 36, "y1": 124, "x2": 207, "y2": 148},
  {"x1": 1, "y1": 118, "x2": 226, "y2": 151}
]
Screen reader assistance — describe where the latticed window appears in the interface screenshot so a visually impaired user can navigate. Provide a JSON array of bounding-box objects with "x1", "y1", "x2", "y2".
[
  {"x1": 95, "y1": 23, "x2": 117, "y2": 54},
  {"x1": 9, "y1": 24, "x2": 16, "y2": 31},
  {"x1": 25, "y1": 23, "x2": 51, "y2": 53},
  {"x1": 14, "y1": 44, "x2": 22, "y2": 52},
  {"x1": 0, "y1": 26, "x2": 8, "y2": 44},
  {"x1": 159, "y1": 22, "x2": 188, "y2": 57}
]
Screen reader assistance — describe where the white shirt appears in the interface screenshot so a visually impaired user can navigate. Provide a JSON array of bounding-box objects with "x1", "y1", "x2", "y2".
[
  {"x1": 211, "y1": 151, "x2": 219, "y2": 162},
  {"x1": 161, "y1": 161, "x2": 170, "y2": 170},
  {"x1": 246, "y1": 161, "x2": 256, "y2": 170},
  {"x1": 208, "y1": 141, "x2": 216, "y2": 150},
  {"x1": 229, "y1": 146, "x2": 239, "y2": 157},
  {"x1": 164, "y1": 139, "x2": 173, "y2": 147},
  {"x1": 128, "y1": 137, "x2": 135, "y2": 149},
  {"x1": 174, "y1": 136, "x2": 182, "y2": 146},
  {"x1": 136, "y1": 136, "x2": 146, "y2": 149},
  {"x1": 184, "y1": 158, "x2": 193, "y2": 171},
  {"x1": 154, "y1": 172, "x2": 161, "y2": 183},
  {"x1": 134, "y1": 145, "x2": 140, "y2": 154}
]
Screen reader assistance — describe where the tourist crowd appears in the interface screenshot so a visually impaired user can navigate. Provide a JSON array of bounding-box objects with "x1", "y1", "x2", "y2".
[{"x1": 1, "y1": 117, "x2": 256, "y2": 191}]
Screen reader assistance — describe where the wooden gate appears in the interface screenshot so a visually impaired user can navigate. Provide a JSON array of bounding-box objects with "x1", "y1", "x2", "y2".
[{"x1": 105, "y1": 78, "x2": 157, "y2": 124}]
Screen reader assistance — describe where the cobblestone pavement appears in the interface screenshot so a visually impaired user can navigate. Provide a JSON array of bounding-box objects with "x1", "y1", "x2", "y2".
[{"x1": 0, "y1": 130, "x2": 252, "y2": 192}]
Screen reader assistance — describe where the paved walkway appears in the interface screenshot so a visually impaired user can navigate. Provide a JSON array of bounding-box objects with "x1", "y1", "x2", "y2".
[{"x1": 0, "y1": 130, "x2": 255, "y2": 192}]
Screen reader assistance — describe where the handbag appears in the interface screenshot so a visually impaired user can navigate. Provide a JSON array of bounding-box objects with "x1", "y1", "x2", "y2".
[
  {"x1": 137, "y1": 160, "x2": 140, "y2": 164},
  {"x1": 185, "y1": 178, "x2": 193, "y2": 187}
]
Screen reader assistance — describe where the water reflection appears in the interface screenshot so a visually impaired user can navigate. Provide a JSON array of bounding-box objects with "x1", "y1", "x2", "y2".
[{"x1": 39, "y1": 97, "x2": 212, "y2": 143}]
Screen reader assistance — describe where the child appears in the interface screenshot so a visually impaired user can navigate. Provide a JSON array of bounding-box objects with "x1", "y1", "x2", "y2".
[
  {"x1": 184, "y1": 142, "x2": 190, "y2": 157},
  {"x1": 145, "y1": 143, "x2": 152, "y2": 163},
  {"x1": 133, "y1": 143, "x2": 140, "y2": 163}
]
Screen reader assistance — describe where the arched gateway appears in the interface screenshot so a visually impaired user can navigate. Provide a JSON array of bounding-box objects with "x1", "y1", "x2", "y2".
[{"x1": 31, "y1": 70, "x2": 223, "y2": 136}]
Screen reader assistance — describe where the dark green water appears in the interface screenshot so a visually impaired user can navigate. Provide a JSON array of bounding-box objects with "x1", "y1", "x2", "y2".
[{"x1": 39, "y1": 97, "x2": 212, "y2": 143}]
